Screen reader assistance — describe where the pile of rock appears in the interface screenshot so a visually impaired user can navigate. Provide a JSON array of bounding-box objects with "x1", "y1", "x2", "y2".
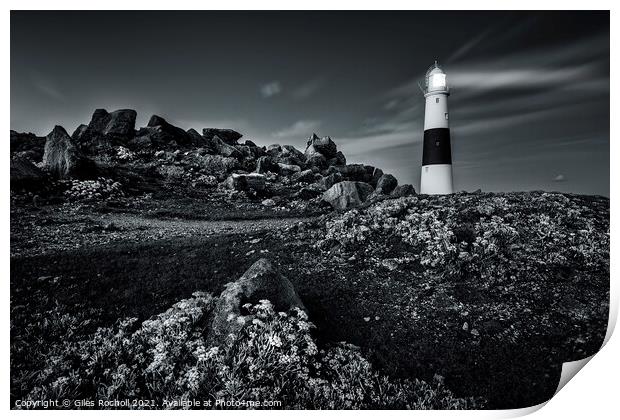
[{"x1": 10, "y1": 108, "x2": 416, "y2": 209}]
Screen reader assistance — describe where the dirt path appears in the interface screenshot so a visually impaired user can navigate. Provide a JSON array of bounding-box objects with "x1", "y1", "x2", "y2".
[
  {"x1": 11, "y1": 208, "x2": 315, "y2": 257},
  {"x1": 101, "y1": 213, "x2": 312, "y2": 237}
]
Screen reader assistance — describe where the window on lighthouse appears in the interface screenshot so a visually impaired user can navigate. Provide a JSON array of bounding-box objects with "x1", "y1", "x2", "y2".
[{"x1": 429, "y1": 73, "x2": 446, "y2": 89}]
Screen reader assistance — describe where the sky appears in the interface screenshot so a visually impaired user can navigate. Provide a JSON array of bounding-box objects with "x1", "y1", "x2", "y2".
[{"x1": 10, "y1": 11, "x2": 609, "y2": 196}]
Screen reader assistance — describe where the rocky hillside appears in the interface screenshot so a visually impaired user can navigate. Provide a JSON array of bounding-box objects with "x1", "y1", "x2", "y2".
[{"x1": 10, "y1": 108, "x2": 415, "y2": 213}]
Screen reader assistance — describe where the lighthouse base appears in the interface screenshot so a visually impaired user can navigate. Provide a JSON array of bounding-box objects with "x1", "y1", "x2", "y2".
[{"x1": 420, "y1": 164, "x2": 453, "y2": 195}]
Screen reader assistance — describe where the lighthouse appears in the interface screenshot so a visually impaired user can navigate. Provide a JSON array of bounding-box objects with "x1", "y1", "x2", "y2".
[{"x1": 420, "y1": 61, "x2": 453, "y2": 195}]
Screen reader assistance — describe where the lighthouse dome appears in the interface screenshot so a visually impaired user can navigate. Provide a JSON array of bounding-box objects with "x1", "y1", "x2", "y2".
[{"x1": 425, "y1": 61, "x2": 449, "y2": 93}]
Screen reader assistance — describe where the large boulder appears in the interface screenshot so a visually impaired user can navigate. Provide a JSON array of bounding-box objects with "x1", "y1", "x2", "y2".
[
  {"x1": 305, "y1": 148, "x2": 328, "y2": 169},
  {"x1": 391, "y1": 184, "x2": 416, "y2": 197},
  {"x1": 376, "y1": 173, "x2": 398, "y2": 194},
  {"x1": 225, "y1": 173, "x2": 266, "y2": 191},
  {"x1": 317, "y1": 172, "x2": 343, "y2": 190},
  {"x1": 138, "y1": 114, "x2": 190, "y2": 146},
  {"x1": 322, "y1": 181, "x2": 374, "y2": 210},
  {"x1": 256, "y1": 156, "x2": 278, "y2": 174},
  {"x1": 292, "y1": 169, "x2": 316, "y2": 183},
  {"x1": 42, "y1": 126, "x2": 94, "y2": 179},
  {"x1": 75, "y1": 109, "x2": 137, "y2": 154},
  {"x1": 212, "y1": 135, "x2": 243, "y2": 159},
  {"x1": 327, "y1": 151, "x2": 346, "y2": 167},
  {"x1": 278, "y1": 145, "x2": 306, "y2": 166},
  {"x1": 311, "y1": 135, "x2": 338, "y2": 159},
  {"x1": 202, "y1": 128, "x2": 243, "y2": 145},
  {"x1": 87, "y1": 108, "x2": 137, "y2": 138},
  {"x1": 187, "y1": 128, "x2": 207, "y2": 147},
  {"x1": 209, "y1": 259, "x2": 306, "y2": 348},
  {"x1": 277, "y1": 163, "x2": 302, "y2": 175},
  {"x1": 71, "y1": 124, "x2": 89, "y2": 142},
  {"x1": 10, "y1": 157, "x2": 45, "y2": 189},
  {"x1": 330, "y1": 164, "x2": 375, "y2": 184}
]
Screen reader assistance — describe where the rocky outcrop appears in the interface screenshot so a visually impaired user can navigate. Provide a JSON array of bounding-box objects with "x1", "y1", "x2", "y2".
[
  {"x1": 391, "y1": 184, "x2": 416, "y2": 197},
  {"x1": 203, "y1": 128, "x2": 243, "y2": 145},
  {"x1": 376, "y1": 173, "x2": 398, "y2": 194},
  {"x1": 208, "y1": 258, "x2": 305, "y2": 348},
  {"x1": 186, "y1": 128, "x2": 206, "y2": 147},
  {"x1": 42, "y1": 126, "x2": 94, "y2": 179},
  {"x1": 212, "y1": 136, "x2": 243, "y2": 159},
  {"x1": 308, "y1": 135, "x2": 337, "y2": 159},
  {"x1": 87, "y1": 108, "x2": 137, "y2": 138},
  {"x1": 10, "y1": 131, "x2": 45, "y2": 162},
  {"x1": 317, "y1": 172, "x2": 343, "y2": 190},
  {"x1": 322, "y1": 181, "x2": 375, "y2": 210},
  {"x1": 10, "y1": 157, "x2": 45, "y2": 189},
  {"x1": 303, "y1": 133, "x2": 342, "y2": 169},
  {"x1": 138, "y1": 115, "x2": 190, "y2": 146},
  {"x1": 255, "y1": 156, "x2": 278, "y2": 174}
]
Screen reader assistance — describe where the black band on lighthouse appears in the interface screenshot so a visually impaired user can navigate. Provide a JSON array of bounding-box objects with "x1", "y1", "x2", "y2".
[{"x1": 422, "y1": 128, "x2": 452, "y2": 165}]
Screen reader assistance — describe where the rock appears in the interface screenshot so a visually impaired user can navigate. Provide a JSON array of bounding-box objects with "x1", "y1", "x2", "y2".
[
  {"x1": 105, "y1": 109, "x2": 137, "y2": 137},
  {"x1": 10, "y1": 131, "x2": 46, "y2": 161},
  {"x1": 212, "y1": 135, "x2": 243, "y2": 159},
  {"x1": 202, "y1": 128, "x2": 243, "y2": 145},
  {"x1": 256, "y1": 156, "x2": 278, "y2": 174},
  {"x1": 305, "y1": 150, "x2": 328, "y2": 169},
  {"x1": 327, "y1": 151, "x2": 347, "y2": 167},
  {"x1": 391, "y1": 184, "x2": 416, "y2": 197},
  {"x1": 306, "y1": 133, "x2": 320, "y2": 146},
  {"x1": 127, "y1": 135, "x2": 153, "y2": 149},
  {"x1": 312, "y1": 136, "x2": 338, "y2": 159},
  {"x1": 71, "y1": 124, "x2": 89, "y2": 141},
  {"x1": 292, "y1": 169, "x2": 315, "y2": 183},
  {"x1": 194, "y1": 154, "x2": 240, "y2": 177},
  {"x1": 261, "y1": 198, "x2": 276, "y2": 207},
  {"x1": 10, "y1": 157, "x2": 45, "y2": 189},
  {"x1": 266, "y1": 144, "x2": 283, "y2": 157},
  {"x1": 376, "y1": 173, "x2": 398, "y2": 194},
  {"x1": 225, "y1": 173, "x2": 266, "y2": 191},
  {"x1": 462, "y1": 322, "x2": 469, "y2": 331},
  {"x1": 187, "y1": 128, "x2": 206, "y2": 146},
  {"x1": 318, "y1": 172, "x2": 343, "y2": 190},
  {"x1": 86, "y1": 108, "x2": 137, "y2": 138},
  {"x1": 281, "y1": 145, "x2": 305, "y2": 162},
  {"x1": 209, "y1": 258, "x2": 306, "y2": 348},
  {"x1": 332, "y1": 164, "x2": 375, "y2": 184},
  {"x1": 370, "y1": 168, "x2": 384, "y2": 188},
  {"x1": 42, "y1": 126, "x2": 94, "y2": 179},
  {"x1": 322, "y1": 181, "x2": 374, "y2": 210},
  {"x1": 142, "y1": 114, "x2": 190, "y2": 146},
  {"x1": 296, "y1": 186, "x2": 323, "y2": 200},
  {"x1": 277, "y1": 163, "x2": 301, "y2": 175},
  {"x1": 245, "y1": 140, "x2": 257, "y2": 147}
]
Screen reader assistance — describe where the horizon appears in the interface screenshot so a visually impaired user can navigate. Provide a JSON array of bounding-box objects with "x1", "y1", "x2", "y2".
[{"x1": 10, "y1": 10, "x2": 610, "y2": 196}]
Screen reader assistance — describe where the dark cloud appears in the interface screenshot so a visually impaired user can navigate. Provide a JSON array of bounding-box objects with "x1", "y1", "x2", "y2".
[{"x1": 10, "y1": 11, "x2": 609, "y2": 196}]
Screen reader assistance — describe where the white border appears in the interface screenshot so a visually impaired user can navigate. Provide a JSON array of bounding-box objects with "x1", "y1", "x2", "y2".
[{"x1": 4, "y1": 2, "x2": 617, "y2": 419}]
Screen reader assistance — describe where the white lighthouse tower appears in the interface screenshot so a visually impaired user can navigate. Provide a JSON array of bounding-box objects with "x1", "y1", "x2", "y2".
[{"x1": 420, "y1": 61, "x2": 453, "y2": 195}]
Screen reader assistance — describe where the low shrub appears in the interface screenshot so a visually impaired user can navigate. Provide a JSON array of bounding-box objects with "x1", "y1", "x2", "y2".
[{"x1": 18, "y1": 293, "x2": 482, "y2": 409}]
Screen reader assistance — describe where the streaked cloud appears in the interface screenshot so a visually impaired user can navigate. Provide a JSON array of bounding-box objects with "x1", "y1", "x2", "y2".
[
  {"x1": 30, "y1": 72, "x2": 64, "y2": 101},
  {"x1": 274, "y1": 120, "x2": 321, "y2": 140}
]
